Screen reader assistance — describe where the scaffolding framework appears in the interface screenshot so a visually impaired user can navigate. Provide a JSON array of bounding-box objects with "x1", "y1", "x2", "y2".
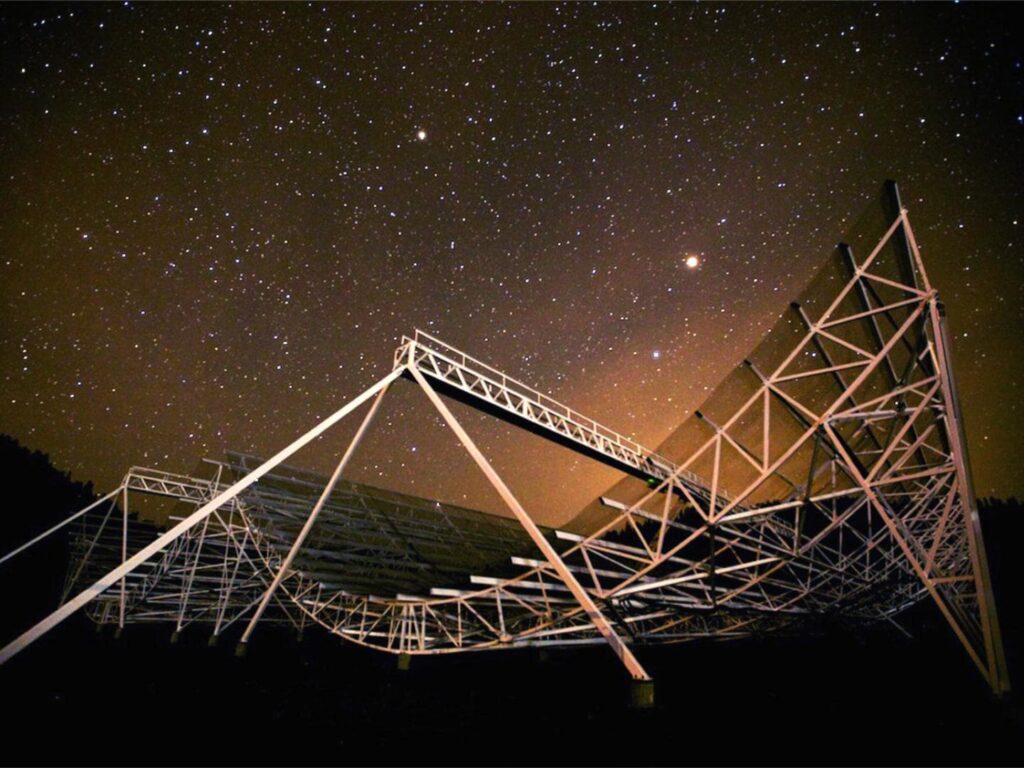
[{"x1": 0, "y1": 184, "x2": 1009, "y2": 696}]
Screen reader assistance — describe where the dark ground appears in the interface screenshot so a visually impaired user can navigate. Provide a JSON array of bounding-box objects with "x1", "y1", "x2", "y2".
[
  {"x1": 3, "y1": 621, "x2": 1023, "y2": 766},
  {"x1": 1, "y1": 435, "x2": 1022, "y2": 766}
]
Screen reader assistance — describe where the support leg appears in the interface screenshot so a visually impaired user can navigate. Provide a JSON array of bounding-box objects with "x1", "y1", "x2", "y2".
[
  {"x1": 822, "y1": 423, "x2": 994, "y2": 689},
  {"x1": 0, "y1": 487, "x2": 122, "y2": 568},
  {"x1": 0, "y1": 368, "x2": 403, "y2": 666},
  {"x1": 410, "y1": 365, "x2": 651, "y2": 681},
  {"x1": 239, "y1": 380, "x2": 391, "y2": 646},
  {"x1": 929, "y1": 299, "x2": 1010, "y2": 694},
  {"x1": 118, "y1": 484, "x2": 128, "y2": 631}
]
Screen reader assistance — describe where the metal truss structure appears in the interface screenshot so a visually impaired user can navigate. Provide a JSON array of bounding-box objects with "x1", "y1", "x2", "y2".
[{"x1": 0, "y1": 183, "x2": 1009, "y2": 697}]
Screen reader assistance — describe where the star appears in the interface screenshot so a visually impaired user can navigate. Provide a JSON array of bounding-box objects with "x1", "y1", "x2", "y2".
[{"x1": 0, "y1": 1, "x2": 1018, "y2": 522}]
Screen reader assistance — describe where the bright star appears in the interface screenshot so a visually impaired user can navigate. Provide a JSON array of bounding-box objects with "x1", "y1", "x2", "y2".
[
  {"x1": 685, "y1": 254, "x2": 700, "y2": 269},
  {"x1": 416, "y1": 129, "x2": 427, "y2": 141}
]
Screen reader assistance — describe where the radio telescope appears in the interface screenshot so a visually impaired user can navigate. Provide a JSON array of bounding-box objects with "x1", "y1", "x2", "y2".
[{"x1": 1, "y1": 182, "x2": 1008, "y2": 706}]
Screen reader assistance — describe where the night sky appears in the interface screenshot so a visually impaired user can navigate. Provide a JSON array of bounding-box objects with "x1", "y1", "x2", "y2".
[{"x1": 1, "y1": 2, "x2": 1022, "y2": 527}]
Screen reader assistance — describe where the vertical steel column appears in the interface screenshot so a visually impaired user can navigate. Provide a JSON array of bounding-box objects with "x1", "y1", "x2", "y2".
[
  {"x1": 175, "y1": 516, "x2": 211, "y2": 635},
  {"x1": 119, "y1": 484, "x2": 128, "y2": 631}
]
